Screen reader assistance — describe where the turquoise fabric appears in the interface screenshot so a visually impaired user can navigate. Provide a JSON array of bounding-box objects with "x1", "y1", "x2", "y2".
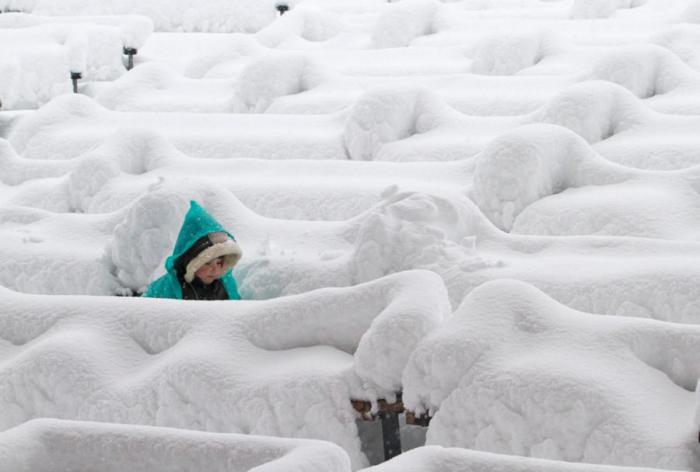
[{"x1": 143, "y1": 201, "x2": 241, "y2": 300}]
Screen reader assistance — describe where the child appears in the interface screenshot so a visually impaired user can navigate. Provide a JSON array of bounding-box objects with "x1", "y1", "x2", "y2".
[{"x1": 143, "y1": 200, "x2": 242, "y2": 300}]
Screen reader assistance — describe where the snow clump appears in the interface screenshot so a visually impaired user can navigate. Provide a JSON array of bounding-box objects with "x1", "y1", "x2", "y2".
[
  {"x1": 343, "y1": 87, "x2": 453, "y2": 161},
  {"x1": 471, "y1": 30, "x2": 556, "y2": 75},
  {"x1": 511, "y1": 180, "x2": 700, "y2": 241},
  {"x1": 255, "y1": 4, "x2": 345, "y2": 47},
  {"x1": 570, "y1": 0, "x2": 647, "y2": 19},
  {"x1": 370, "y1": 0, "x2": 441, "y2": 49},
  {"x1": 232, "y1": 54, "x2": 327, "y2": 113},
  {"x1": 471, "y1": 124, "x2": 629, "y2": 231},
  {"x1": 534, "y1": 81, "x2": 650, "y2": 144},
  {"x1": 0, "y1": 418, "x2": 352, "y2": 472},
  {"x1": 364, "y1": 446, "x2": 685, "y2": 472},
  {"x1": 590, "y1": 44, "x2": 690, "y2": 99},
  {"x1": 402, "y1": 279, "x2": 700, "y2": 470}
]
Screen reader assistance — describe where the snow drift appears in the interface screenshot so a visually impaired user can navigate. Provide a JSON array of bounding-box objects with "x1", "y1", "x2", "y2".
[
  {"x1": 0, "y1": 418, "x2": 351, "y2": 472},
  {"x1": 0, "y1": 269, "x2": 448, "y2": 469},
  {"x1": 402, "y1": 279, "x2": 700, "y2": 470}
]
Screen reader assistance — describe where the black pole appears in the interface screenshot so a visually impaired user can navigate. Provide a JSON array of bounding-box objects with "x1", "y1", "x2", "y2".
[
  {"x1": 379, "y1": 410, "x2": 401, "y2": 461},
  {"x1": 70, "y1": 72, "x2": 82, "y2": 93},
  {"x1": 275, "y1": 3, "x2": 289, "y2": 15},
  {"x1": 123, "y1": 47, "x2": 138, "y2": 70}
]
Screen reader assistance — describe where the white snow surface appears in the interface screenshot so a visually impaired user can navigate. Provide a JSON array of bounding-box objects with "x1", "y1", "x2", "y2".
[
  {"x1": 0, "y1": 418, "x2": 351, "y2": 472},
  {"x1": 363, "y1": 446, "x2": 684, "y2": 472},
  {"x1": 402, "y1": 279, "x2": 700, "y2": 470},
  {"x1": 0, "y1": 270, "x2": 447, "y2": 469},
  {"x1": 1, "y1": 0, "x2": 700, "y2": 470}
]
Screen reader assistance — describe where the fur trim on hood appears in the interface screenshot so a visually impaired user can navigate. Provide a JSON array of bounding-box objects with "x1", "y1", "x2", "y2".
[{"x1": 183, "y1": 233, "x2": 242, "y2": 283}]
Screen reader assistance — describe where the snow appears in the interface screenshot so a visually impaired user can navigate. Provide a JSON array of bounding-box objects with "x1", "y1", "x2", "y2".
[
  {"x1": 1, "y1": 0, "x2": 700, "y2": 470},
  {"x1": 0, "y1": 270, "x2": 447, "y2": 469},
  {"x1": 0, "y1": 14, "x2": 154, "y2": 108},
  {"x1": 402, "y1": 279, "x2": 700, "y2": 469},
  {"x1": 0, "y1": 418, "x2": 352, "y2": 472},
  {"x1": 364, "y1": 446, "x2": 683, "y2": 472},
  {"x1": 0, "y1": 0, "x2": 287, "y2": 33}
]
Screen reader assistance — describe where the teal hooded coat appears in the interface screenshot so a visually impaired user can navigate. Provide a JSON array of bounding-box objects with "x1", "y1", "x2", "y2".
[{"x1": 143, "y1": 201, "x2": 241, "y2": 300}]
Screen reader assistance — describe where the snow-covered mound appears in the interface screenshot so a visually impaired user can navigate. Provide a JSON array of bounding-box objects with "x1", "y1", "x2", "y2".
[
  {"x1": 231, "y1": 53, "x2": 327, "y2": 113},
  {"x1": 4, "y1": 180, "x2": 700, "y2": 325},
  {"x1": 0, "y1": 138, "x2": 73, "y2": 186},
  {"x1": 370, "y1": 0, "x2": 441, "y2": 49},
  {"x1": 364, "y1": 446, "x2": 682, "y2": 472},
  {"x1": 589, "y1": 44, "x2": 691, "y2": 100},
  {"x1": 512, "y1": 179, "x2": 700, "y2": 241},
  {"x1": 7, "y1": 94, "x2": 347, "y2": 160},
  {"x1": 471, "y1": 124, "x2": 628, "y2": 231},
  {"x1": 0, "y1": 419, "x2": 351, "y2": 472},
  {"x1": 0, "y1": 269, "x2": 448, "y2": 469},
  {"x1": 471, "y1": 30, "x2": 556, "y2": 75},
  {"x1": 0, "y1": 29, "x2": 72, "y2": 109},
  {"x1": 255, "y1": 4, "x2": 347, "y2": 47},
  {"x1": 472, "y1": 124, "x2": 700, "y2": 231},
  {"x1": 87, "y1": 62, "x2": 237, "y2": 113},
  {"x1": 0, "y1": 127, "x2": 472, "y2": 219},
  {"x1": 653, "y1": 25, "x2": 700, "y2": 72},
  {"x1": 534, "y1": 81, "x2": 651, "y2": 145},
  {"x1": 570, "y1": 0, "x2": 647, "y2": 20},
  {"x1": 0, "y1": 12, "x2": 153, "y2": 101},
  {"x1": 0, "y1": 0, "x2": 285, "y2": 33},
  {"x1": 0, "y1": 12, "x2": 152, "y2": 50},
  {"x1": 402, "y1": 279, "x2": 700, "y2": 470},
  {"x1": 3, "y1": 2, "x2": 700, "y2": 469},
  {"x1": 343, "y1": 86, "x2": 460, "y2": 161}
]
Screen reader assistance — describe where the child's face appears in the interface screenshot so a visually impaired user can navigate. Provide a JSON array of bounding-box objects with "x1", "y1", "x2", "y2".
[{"x1": 194, "y1": 256, "x2": 227, "y2": 285}]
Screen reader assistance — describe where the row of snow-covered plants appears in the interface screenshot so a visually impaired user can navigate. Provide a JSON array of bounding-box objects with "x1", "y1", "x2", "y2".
[{"x1": 1, "y1": 0, "x2": 700, "y2": 471}]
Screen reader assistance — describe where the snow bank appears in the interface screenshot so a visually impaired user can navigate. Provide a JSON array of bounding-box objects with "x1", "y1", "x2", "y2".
[
  {"x1": 402, "y1": 279, "x2": 700, "y2": 470},
  {"x1": 471, "y1": 30, "x2": 556, "y2": 75},
  {"x1": 256, "y1": 5, "x2": 346, "y2": 47},
  {"x1": 343, "y1": 87, "x2": 454, "y2": 161},
  {"x1": 7, "y1": 94, "x2": 106, "y2": 158},
  {"x1": 0, "y1": 139, "x2": 72, "y2": 186},
  {"x1": 0, "y1": 16, "x2": 127, "y2": 82},
  {"x1": 680, "y1": 1, "x2": 700, "y2": 24},
  {"x1": 471, "y1": 124, "x2": 631, "y2": 230},
  {"x1": 181, "y1": 34, "x2": 263, "y2": 79},
  {"x1": 512, "y1": 180, "x2": 700, "y2": 240},
  {"x1": 0, "y1": 32, "x2": 71, "y2": 109},
  {"x1": 87, "y1": 62, "x2": 240, "y2": 113},
  {"x1": 349, "y1": 190, "x2": 497, "y2": 288},
  {"x1": 0, "y1": 269, "x2": 447, "y2": 468},
  {"x1": 8, "y1": 94, "x2": 347, "y2": 160},
  {"x1": 364, "y1": 446, "x2": 681, "y2": 472},
  {"x1": 232, "y1": 54, "x2": 327, "y2": 113},
  {"x1": 370, "y1": 0, "x2": 441, "y2": 49},
  {"x1": 534, "y1": 81, "x2": 651, "y2": 144},
  {"x1": 570, "y1": 0, "x2": 647, "y2": 19},
  {"x1": 652, "y1": 25, "x2": 700, "y2": 72},
  {"x1": 0, "y1": 419, "x2": 351, "y2": 472},
  {"x1": 590, "y1": 44, "x2": 691, "y2": 98},
  {"x1": 0, "y1": 12, "x2": 153, "y2": 49},
  {"x1": 2, "y1": 0, "x2": 284, "y2": 33}
]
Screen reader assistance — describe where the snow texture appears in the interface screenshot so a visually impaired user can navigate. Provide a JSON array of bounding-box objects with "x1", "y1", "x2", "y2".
[
  {"x1": 0, "y1": 418, "x2": 351, "y2": 472},
  {"x1": 0, "y1": 270, "x2": 448, "y2": 469},
  {"x1": 1, "y1": 0, "x2": 700, "y2": 470},
  {"x1": 0, "y1": 0, "x2": 286, "y2": 33},
  {"x1": 364, "y1": 446, "x2": 683, "y2": 472},
  {"x1": 402, "y1": 279, "x2": 700, "y2": 470}
]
